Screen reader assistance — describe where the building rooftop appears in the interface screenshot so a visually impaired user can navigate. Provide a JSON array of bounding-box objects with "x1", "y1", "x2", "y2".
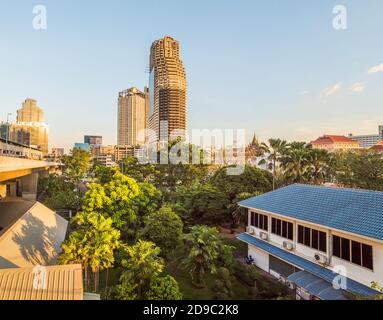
[
  {"x1": 239, "y1": 184, "x2": 383, "y2": 241},
  {"x1": 0, "y1": 264, "x2": 83, "y2": 300},
  {"x1": 310, "y1": 135, "x2": 359, "y2": 145},
  {"x1": 238, "y1": 233, "x2": 378, "y2": 297}
]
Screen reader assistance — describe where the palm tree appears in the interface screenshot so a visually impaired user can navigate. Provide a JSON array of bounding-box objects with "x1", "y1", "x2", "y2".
[
  {"x1": 280, "y1": 142, "x2": 310, "y2": 184},
  {"x1": 182, "y1": 225, "x2": 220, "y2": 287},
  {"x1": 259, "y1": 138, "x2": 288, "y2": 190},
  {"x1": 305, "y1": 149, "x2": 332, "y2": 185},
  {"x1": 59, "y1": 211, "x2": 121, "y2": 292}
]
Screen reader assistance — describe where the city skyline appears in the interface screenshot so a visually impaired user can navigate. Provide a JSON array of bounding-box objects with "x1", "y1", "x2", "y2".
[{"x1": 1, "y1": 0, "x2": 383, "y2": 152}]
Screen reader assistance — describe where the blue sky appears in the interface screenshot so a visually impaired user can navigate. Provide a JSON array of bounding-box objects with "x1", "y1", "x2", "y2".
[{"x1": 0, "y1": 0, "x2": 382, "y2": 152}]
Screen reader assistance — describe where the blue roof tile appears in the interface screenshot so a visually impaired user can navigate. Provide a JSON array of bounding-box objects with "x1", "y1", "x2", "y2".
[
  {"x1": 238, "y1": 233, "x2": 378, "y2": 297},
  {"x1": 239, "y1": 184, "x2": 383, "y2": 241}
]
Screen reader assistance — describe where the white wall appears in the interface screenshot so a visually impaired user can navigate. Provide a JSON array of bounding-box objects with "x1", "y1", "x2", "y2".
[
  {"x1": 247, "y1": 209, "x2": 383, "y2": 289},
  {"x1": 248, "y1": 245, "x2": 269, "y2": 273}
]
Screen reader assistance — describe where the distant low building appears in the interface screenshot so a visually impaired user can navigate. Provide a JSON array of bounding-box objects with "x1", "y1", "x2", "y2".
[
  {"x1": 114, "y1": 145, "x2": 140, "y2": 162},
  {"x1": 310, "y1": 135, "x2": 360, "y2": 152},
  {"x1": 51, "y1": 148, "x2": 64, "y2": 158},
  {"x1": 371, "y1": 141, "x2": 383, "y2": 153},
  {"x1": 74, "y1": 143, "x2": 90, "y2": 152},
  {"x1": 93, "y1": 154, "x2": 116, "y2": 167},
  {"x1": 349, "y1": 125, "x2": 383, "y2": 148}
]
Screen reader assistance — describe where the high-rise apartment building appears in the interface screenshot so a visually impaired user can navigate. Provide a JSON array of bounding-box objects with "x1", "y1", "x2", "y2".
[
  {"x1": 17, "y1": 98, "x2": 44, "y2": 122},
  {"x1": 149, "y1": 36, "x2": 187, "y2": 142},
  {"x1": 349, "y1": 125, "x2": 383, "y2": 148},
  {"x1": 118, "y1": 87, "x2": 149, "y2": 146},
  {"x1": 9, "y1": 99, "x2": 49, "y2": 154}
]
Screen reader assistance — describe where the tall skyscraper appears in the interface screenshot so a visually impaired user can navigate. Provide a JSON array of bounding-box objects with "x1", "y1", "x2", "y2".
[
  {"x1": 9, "y1": 99, "x2": 49, "y2": 154},
  {"x1": 17, "y1": 99, "x2": 44, "y2": 122},
  {"x1": 149, "y1": 36, "x2": 187, "y2": 142},
  {"x1": 118, "y1": 87, "x2": 149, "y2": 146}
]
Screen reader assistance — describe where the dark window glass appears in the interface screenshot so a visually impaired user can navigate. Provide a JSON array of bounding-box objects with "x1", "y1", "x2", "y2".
[
  {"x1": 362, "y1": 244, "x2": 373, "y2": 270},
  {"x1": 263, "y1": 216, "x2": 268, "y2": 231},
  {"x1": 319, "y1": 232, "x2": 327, "y2": 253},
  {"x1": 304, "y1": 227, "x2": 311, "y2": 247},
  {"x1": 341, "y1": 238, "x2": 351, "y2": 261},
  {"x1": 272, "y1": 218, "x2": 276, "y2": 234},
  {"x1": 282, "y1": 221, "x2": 288, "y2": 238},
  {"x1": 276, "y1": 219, "x2": 282, "y2": 236},
  {"x1": 254, "y1": 213, "x2": 259, "y2": 228},
  {"x1": 352, "y1": 241, "x2": 362, "y2": 265},
  {"x1": 251, "y1": 213, "x2": 255, "y2": 227},
  {"x1": 258, "y1": 214, "x2": 263, "y2": 229},
  {"x1": 312, "y1": 230, "x2": 319, "y2": 250},
  {"x1": 288, "y1": 223, "x2": 294, "y2": 241},
  {"x1": 298, "y1": 226, "x2": 304, "y2": 244},
  {"x1": 333, "y1": 236, "x2": 341, "y2": 258}
]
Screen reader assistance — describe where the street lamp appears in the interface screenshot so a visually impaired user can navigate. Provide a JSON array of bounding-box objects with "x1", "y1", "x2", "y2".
[{"x1": 5, "y1": 113, "x2": 12, "y2": 156}]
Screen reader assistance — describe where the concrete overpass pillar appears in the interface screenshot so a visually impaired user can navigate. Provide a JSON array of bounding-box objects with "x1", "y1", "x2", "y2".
[{"x1": 20, "y1": 173, "x2": 39, "y2": 201}]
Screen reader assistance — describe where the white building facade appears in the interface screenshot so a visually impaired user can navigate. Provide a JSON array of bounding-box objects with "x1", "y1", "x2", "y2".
[{"x1": 238, "y1": 184, "x2": 382, "y2": 300}]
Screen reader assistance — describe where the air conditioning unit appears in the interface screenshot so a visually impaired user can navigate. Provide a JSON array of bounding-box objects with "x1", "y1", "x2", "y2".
[
  {"x1": 283, "y1": 241, "x2": 294, "y2": 251},
  {"x1": 247, "y1": 227, "x2": 256, "y2": 235},
  {"x1": 259, "y1": 232, "x2": 269, "y2": 241},
  {"x1": 278, "y1": 276, "x2": 286, "y2": 284},
  {"x1": 314, "y1": 253, "x2": 328, "y2": 265},
  {"x1": 286, "y1": 280, "x2": 296, "y2": 290}
]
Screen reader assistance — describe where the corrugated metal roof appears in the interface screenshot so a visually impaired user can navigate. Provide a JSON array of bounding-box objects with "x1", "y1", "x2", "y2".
[
  {"x1": 288, "y1": 271, "x2": 346, "y2": 300},
  {"x1": 0, "y1": 264, "x2": 83, "y2": 300},
  {"x1": 238, "y1": 233, "x2": 378, "y2": 297},
  {"x1": 239, "y1": 184, "x2": 383, "y2": 241}
]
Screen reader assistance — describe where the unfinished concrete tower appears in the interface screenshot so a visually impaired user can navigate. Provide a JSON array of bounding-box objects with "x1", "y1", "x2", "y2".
[{"x1": 148, "y1": 36, "x2": 187, "y2": 142}]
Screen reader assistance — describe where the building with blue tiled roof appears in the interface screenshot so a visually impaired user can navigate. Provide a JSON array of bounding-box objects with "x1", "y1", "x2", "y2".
[{"x1": 237, "y1": 184, "x2": 383, "y2": 300}]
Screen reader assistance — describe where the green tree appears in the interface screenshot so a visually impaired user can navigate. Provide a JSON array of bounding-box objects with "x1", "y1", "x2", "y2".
[
  {"x1": 115, "y1": 240, "x2": 164, "y2": 300},
  {"x1": 59, "y1": 211, "x2": 121, "y2": 292},
  {"x1": 138, "y1": 206, "x2": 183, "y2": 258},
  {"x1": 334, "y1": 151, "x2": 383, "y2": 191},
  {"x1": 38, "y1": 174, "x2": 81, "y2": 210},
  {"x1": 173, "y1": 182, "x2": 229, "y2": 225},
  {"x1": 211, "y1": 165, "x2": 272, "y2": 202},
  {"x1": 81, "y1": 171, "x2": 160, "y2": 237},
  {"x1": 259, "y1": 138, "x2": 288, "y2": 190},
  {"x1": 147, "y1": 275, "x2": 183, "y2": 300},
  {"x1": 280, "y1": 142, "x2": 310, "y2": 184},
  {"x1": 305, "y1": 148, "x2": 332, "y2": 185},
  {"x1": 120, "y1": 156, "x2": 158, "y2": 183},
  {"x1": 62, "y1": 148, "x2": 91, "y2": 183},
  {"x1": 182, "y1": 226, "x2": 230, "y2": 287}
]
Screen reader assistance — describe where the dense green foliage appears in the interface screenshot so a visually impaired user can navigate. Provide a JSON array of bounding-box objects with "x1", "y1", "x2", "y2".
[
  {"x1": 146, "y1": 275, "x2": 183, "y2": 300},
  {"x1": 138, "y1": 206, "x2": 184, "y2": 257}
]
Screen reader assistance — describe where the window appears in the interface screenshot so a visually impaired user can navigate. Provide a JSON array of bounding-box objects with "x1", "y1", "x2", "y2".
[
  {"x1": 362, "y1": 244, "x2": 373, "y2": 270},
  {"x1": 352, "y1": 241, "x2": 361, "y2": 265},
  {"x1": 341, "y1": 238, "x2": 351, "y2": 261},
  {"x1": 250, "y1": 212, "x2": 268, "y2": 231},
  {"x1": 271, "y1": 218, "x2": 293, "y2": 240},
  {"x1": 298, "y1": 225, "x2": 327, "y2": 253},
  {"x1": 298, "y1": 225, "x2": 304, "y2": 244},
  {"x1": 333, "y1": 235, "x2": 341, "y2": 257},
  {"x1": 332, "y1": 235, "x2": 373, "y2": 270}
]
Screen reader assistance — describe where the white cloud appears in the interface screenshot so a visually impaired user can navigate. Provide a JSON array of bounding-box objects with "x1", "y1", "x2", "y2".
[
  {"x1": 351, "y1": 82, "x2": 365, "y2": 93},
  {"x1": 368, "y1": 63, "x2": 383, "y2": 74},
  {"x1": 321, "y1": 82, "x2": 342, "y2": 97}
]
